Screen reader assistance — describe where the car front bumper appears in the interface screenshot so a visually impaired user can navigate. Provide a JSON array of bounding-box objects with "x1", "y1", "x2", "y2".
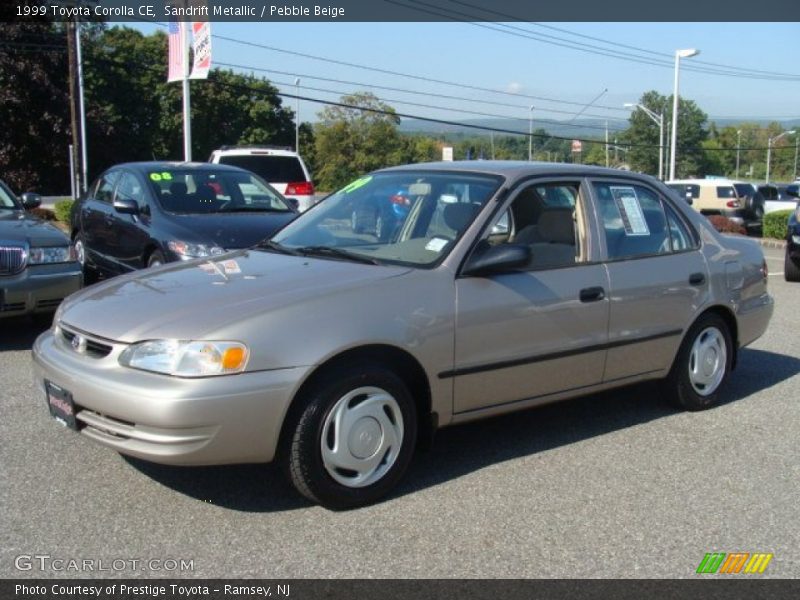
[
  {"x1": 0, "y1": 263, "x2": 82, "y2": 318},
  {"x1": 32, "y1": 328, "x2": 311, "y2": 466}
]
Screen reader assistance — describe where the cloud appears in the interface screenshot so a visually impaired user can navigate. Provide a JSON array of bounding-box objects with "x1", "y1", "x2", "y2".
[{"x1": 506, "y1": 82, "x2": 523, "y2": 94}]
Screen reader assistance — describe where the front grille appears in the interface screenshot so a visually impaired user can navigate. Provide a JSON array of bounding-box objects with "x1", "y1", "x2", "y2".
[
  {"x1": 0, "y1": 245, "x2": 27, "y2": 275},
  {"x1": 0, "y1": 302, "x2": 25, "y2": 312},
  {"x1": 59, "y1": 326, "x2": 114, "y2": 359},
  {"x1": 36, "y1": 298, "x2": 63, "y2": 310}
]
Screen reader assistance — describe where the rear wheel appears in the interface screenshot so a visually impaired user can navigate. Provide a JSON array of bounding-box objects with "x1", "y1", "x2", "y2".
[
  {"x1": 785, "y1": 249, "x2": 800, "y2": 282},
  {"x1": 73, "y1": 233, "x2": 97, "y2": 284},
  {"x1": 667, "y1": 313, "x2": 732, "y2": 411},
  {"x1": 283, "y1": 362, "x2": 417, "y2": 509}
]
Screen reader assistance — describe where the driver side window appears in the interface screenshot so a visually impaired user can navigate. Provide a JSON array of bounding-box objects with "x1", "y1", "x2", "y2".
[{"x1": 487, "y1": 182, "x2": 582, "y2": 271}]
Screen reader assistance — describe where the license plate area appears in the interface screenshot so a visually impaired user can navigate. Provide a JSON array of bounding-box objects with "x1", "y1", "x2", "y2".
[{"x1": 45, "y1": 380, "x2": 79, "y2": 430}]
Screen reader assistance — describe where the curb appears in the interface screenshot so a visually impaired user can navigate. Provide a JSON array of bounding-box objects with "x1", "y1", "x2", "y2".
[{"x1": 756, "y1": 238, "x2": 786, "y2": 250}]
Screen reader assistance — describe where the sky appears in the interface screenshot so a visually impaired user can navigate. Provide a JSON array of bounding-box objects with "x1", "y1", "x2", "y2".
[{"x1": 132, "y1": 21, "x2": 800, "y2": 136}]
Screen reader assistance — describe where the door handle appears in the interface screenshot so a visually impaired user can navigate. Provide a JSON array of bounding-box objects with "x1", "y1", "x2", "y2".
[
  {"x1": 579, "y1": 287, "x2": 605, "y2": 303},
  {"x1": 689, "y1": 272, "x2": 706, "y2": 286}
]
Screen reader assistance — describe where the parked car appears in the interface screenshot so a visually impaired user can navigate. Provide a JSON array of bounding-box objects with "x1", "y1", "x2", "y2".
[
  {"x1": 666, "y1": 178, "x2": 763, "y2": 231},
  {"x1": 784, "y1": 184, "x2": 800, "y2": 282},
  {"x1": 71, "y1": 162, "x2": 297, "y2": 281},
  {"x1": 0, "y1": 179, "x2": 81, "y2": 319},
  {"x1": 760, "y1": 183, "x2": 799, "y2": 214},
  {"x1": 209, "y1": 146, "x2": 316, "y2": 212},
  {"x1": 34, "y1": 162, "x2": 773, "y2": 509}
]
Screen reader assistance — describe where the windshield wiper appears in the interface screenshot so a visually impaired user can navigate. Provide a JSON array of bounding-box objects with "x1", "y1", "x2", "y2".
[
  {"x1": 296, "y1": 246, "x2": 380, "y2": 265},
  {"x1": 219, "y1": 206, "x2": 289, "y2": 213},
  {"x1": 257, "y1": 240, "x2": 301, "y2": 255}
]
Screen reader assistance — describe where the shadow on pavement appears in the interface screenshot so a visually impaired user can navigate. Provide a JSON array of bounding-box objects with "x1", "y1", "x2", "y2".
[
  {"x1": 0, "y1": 316, "x2": 52, "y2": 352},
  {"x1": 125, "y1": 348, "x2": 799, "y2": 513}
]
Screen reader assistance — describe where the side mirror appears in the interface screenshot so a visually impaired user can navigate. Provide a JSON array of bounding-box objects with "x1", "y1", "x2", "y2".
[
  {"x1": 786, "y1": 184, "x2": 799, "y2": 199},
  {"x1": 21, "y1": 192, "x2": 42, "y2": 209},
  {"x1": 113, "y1": 197, "x2": 139, "y2": 215},
  {"x1": 462, "y1": 243, "x2": 531, "y2": 277}
]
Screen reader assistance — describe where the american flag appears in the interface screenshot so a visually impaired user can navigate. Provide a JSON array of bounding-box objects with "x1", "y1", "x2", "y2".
[{"x1": 167, "y1": 20, "x2": 187, "y2": 83}]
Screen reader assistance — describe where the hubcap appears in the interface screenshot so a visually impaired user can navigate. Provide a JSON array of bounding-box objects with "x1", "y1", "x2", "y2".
[
  {"x1": 688, "y1": 327, "x2": 727, "y2": 396},
  {"x1": 74, "y1": 239, "x2": 85, "y2": 266},
  {"x1": 321, "y1": 386, "x2": 404, "y2": 488}
]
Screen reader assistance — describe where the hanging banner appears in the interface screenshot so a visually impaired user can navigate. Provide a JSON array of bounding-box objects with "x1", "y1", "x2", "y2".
[{"x1": 190, "y1": 21, "x2": 212, "y2": 80}]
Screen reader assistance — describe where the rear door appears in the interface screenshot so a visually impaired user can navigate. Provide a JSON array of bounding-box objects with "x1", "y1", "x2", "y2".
[
  {"x1": 589, "y1": 179, "x2": 708, "y2": 381},
  {"x1": 81, "y1": 170, "x2": 120, "y2": 273}
]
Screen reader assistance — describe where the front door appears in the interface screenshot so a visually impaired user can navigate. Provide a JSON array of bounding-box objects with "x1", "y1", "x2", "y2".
[{"x1": 452, "y1": 179, "x2": 610, "y2": 415}]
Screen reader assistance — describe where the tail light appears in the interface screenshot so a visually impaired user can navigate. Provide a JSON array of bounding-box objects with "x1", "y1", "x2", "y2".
[
  {"x1": 285, "y1": 182, "x2": 314, "y2": 196},
  {"x1": 390, "y1": 194, "x2": 411, "y2": 207},
  {"x1": 726, "y1": 200, "x2": 741, "y2": 208}
]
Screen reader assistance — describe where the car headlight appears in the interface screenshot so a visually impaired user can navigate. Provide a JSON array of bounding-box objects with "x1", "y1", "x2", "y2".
[
  {"x1": 167, "y1": 240, "x2": 225, "y2": 259},
  {"x1": 29, "y1": 246, "x2": 74, "y2": 264},
  {"x1": 119, "y1": 340, "x2": 249, "y2": 377}
]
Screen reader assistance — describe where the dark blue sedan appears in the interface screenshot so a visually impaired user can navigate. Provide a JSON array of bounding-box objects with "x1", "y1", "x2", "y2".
[{"x1": 785, "y1": 183, "x2": 800, "y2": 282}]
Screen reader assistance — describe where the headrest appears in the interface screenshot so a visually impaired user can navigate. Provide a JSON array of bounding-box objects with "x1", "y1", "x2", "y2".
[
  {"x1": 537, "y1": 209, "x2": 574, "y2": 244},
  {"x1": 443, "y1": 202, "x2": 479, "y2": 233},
  {"x1": 169, "y1": 181, "x2": 188, "y2": 196}
]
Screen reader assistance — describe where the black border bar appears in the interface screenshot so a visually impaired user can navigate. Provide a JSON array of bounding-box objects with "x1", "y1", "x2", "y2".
[{"x1": 3, "y1": 0, "x2": 800, "y2": 22}]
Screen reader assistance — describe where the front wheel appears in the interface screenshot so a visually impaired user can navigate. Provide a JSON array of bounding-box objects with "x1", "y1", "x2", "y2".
[
  {"x1": 147, "y1": 250, "x2": 166, "y2": 268},
  {"x1": 73, "y1": 233, "x2": 98, "y2": 284},
  {"x1": 283, "y1": 363, "x2": 417, "y2": 509},
  {"x1": 667, "y1": 313, "x2": 732, "y2": 411}
]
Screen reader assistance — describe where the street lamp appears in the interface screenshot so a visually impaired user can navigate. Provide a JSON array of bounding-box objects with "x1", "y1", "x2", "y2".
[
  {"x1": 736, "y1": 130, "x2": 742, "y2": 179},
  {"x1": 294, "y1": 77, "x2": 300, "y2": 153},
  {"x1": 766, "y1": 130, "x2": 796, "y2": 183},
  {"x1": 528, "y1": 105, "x2": 534, "y2": 161},
  {"x1": 669, "y1": 48, "x2": 700, "y2": 181},
  {"x1": 624, "y1": 102, "x2": 664, "y2": 180}
]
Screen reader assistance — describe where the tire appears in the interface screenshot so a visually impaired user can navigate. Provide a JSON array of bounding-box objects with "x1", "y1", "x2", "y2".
[
  {"x1": 667, "y1": 313, "x2": 732, "y2": 411},
  {"x1": 147, "y1": 250, "x2": 165, "y2": 268},
  {"x1": 785, "y1": 249, "x2": 800, "y2": 282},
  {"x1": 283, "y1": 362, "x2": 418, "y2": 509},
  {"x1": 73, "y1": 233, "x2": 98, "y2": 285}
]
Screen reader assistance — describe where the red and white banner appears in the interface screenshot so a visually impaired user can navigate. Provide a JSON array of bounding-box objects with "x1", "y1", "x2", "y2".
[{"x1": 189, "y1": 22, "x2": 211, "y2": 80}]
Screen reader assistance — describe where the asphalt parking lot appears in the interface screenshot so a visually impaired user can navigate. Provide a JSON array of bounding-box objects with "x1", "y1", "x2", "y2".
[{"x1": 1, "y1": 245, "x2": 797, "y2": 579}]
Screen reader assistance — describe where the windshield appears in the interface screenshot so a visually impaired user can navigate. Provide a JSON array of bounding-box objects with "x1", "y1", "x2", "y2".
[
  {"x1": 145, "y1": 168, "x2": 292, "y2": 215},
  {"x1": 0, "y1": 181, "x2": 19, "y2": 209},
  {"x1": 271, "y1": 171, "x2": 502, "y2": 267}
]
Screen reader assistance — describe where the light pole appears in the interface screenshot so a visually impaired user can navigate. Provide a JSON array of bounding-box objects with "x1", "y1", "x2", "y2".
[
  {"x1": 794, "y1": 135, "x2": 799, "y2": 181},
  {"x1": 766, "y1": 130, "x2": 796, "y2": 183},
  {"x1": 669, "y1": 48, "x2": 700, "y2": 181},
  {"x1": 736, "y1": 129, "x2": 742, "y2": 179},
  {"x1": 624, "y1": 102, "x2": 664, "y2": 179},
  {"x1": 294, "y1": 77, "x2": 300, "y2": 153},
  {"x1": 528, "y1": 105, "x2": 534, "y2": 161}
]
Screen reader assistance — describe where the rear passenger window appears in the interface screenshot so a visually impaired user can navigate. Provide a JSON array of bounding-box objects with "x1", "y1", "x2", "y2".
[
  {"x1": 716, "y1": 186, "x2": 736, "y2": 199},
  {"x1": 593, "y1": 183, "x2": 670, "y2": 260}
]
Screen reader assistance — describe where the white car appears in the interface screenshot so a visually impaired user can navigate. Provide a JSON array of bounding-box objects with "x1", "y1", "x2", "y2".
[
  {"x1": 209, "y1": 146, "x2": 316, "y2": 211},
  {"x1": 759, "y1": 184, "x2": 799, "y2": 214}
]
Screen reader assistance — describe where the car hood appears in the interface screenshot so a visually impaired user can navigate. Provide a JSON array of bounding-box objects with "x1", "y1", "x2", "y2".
[
  {"x1": 58, "y1": 250, "x2": 412, "y2": 343},
  {"x1": 162, "y1": 211, "x2": 296, "y2": 249},
  {"x1": 0, "y1": 211, "x2": 70, "y2": 246}
]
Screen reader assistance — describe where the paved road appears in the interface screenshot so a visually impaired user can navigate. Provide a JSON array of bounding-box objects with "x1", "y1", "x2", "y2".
[{"x1": 1, "y1": 246, "x2": 797, "y2": 578}]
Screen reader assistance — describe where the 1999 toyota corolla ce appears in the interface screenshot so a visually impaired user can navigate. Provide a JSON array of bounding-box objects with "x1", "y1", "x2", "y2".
[{"x1": 33, "y1": 162, "x2": 773, "y2": 508}]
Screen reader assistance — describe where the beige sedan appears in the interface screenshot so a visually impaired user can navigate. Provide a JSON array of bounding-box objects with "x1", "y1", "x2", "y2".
[{"x1": 33, "y1": 162, "x2": 773, "y2": 509}]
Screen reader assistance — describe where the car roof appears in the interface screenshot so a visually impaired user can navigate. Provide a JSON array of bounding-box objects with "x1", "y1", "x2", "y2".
[
  {"x1": 379, "y1": 160, "x2": 660, "y2": 185},
  {"x1": 113, "y1": 161, "x2": 248, "y2": 174}
]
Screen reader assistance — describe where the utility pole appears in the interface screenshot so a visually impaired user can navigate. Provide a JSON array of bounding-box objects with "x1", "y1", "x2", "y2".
[{"x1": 66, "y1": 21, "x2": 81, "y2": 197}]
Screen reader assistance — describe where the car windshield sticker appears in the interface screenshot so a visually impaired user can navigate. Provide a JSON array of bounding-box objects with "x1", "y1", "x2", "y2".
[
  {"x1": 221, "y1": 259, "x2": 241, "y2": 275},
  {"x1": 149, "y1": 173, "x2": 162, "y2": 182},
  {"x1": 610, "y1": 186, "x2": 649, "y2": 236},
  {"x1": 149, "y1": 172, "x2": 173, "y2": 182},
  {"x1": 341, "y1": 176, "x2": 372, "y2": 194},
  {"x1": 425, "y1": 237, "x2": 450, "y2": 252}
]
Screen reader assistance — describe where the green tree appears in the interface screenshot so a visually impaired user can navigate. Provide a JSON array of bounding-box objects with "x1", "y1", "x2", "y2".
[
  {"x1": 313, "y1": 92, "x2": 407, "y2": 190},
  {"x1": 0, "y1": 22, "x2": 70, "y2": 193}
]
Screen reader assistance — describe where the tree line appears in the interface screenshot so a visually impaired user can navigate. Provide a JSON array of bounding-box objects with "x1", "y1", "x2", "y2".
[{"x1": 1, "y1": 23, "x2": 796, "y2": 195}]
